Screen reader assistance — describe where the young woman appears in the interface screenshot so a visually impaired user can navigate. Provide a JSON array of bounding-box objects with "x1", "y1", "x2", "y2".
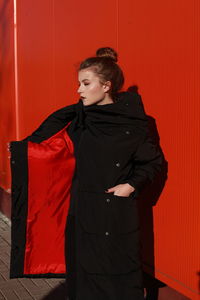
[{"x1": 9, "y1": 47, "x2": 163, "y2": 300}]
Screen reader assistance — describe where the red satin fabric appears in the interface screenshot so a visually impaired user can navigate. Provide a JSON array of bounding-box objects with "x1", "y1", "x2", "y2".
[{"x1": 24, "y1": 123, "x2": 75, "y2": 275}]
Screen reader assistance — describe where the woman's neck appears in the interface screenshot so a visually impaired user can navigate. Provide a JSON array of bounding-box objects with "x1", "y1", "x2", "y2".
[{"x1": 97, "y1": 94, "x2": 114, "y2": 106}]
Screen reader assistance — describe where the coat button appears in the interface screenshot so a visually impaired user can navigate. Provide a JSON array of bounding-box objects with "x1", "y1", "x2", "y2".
[
  {"x1": 115, "y1": 162, "x2": 120, "y2": 167},
  {"x1": 11, "y1": 160, "x2": 15, "y2": 164},
  {"x1": 106, "y1": 198, "x2": 110, "y2": 203},
  {"x1": 125, "y1": 103, "x2": 129, "y2": 106},
  {"x1": 125, "y1": 130, "x2": 130, "y2": 135},
  {"x1": 105, "y1": 232, "x2": 109, "y2": 236}
]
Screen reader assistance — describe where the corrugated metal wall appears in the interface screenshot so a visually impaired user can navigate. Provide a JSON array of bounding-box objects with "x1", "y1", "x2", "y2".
[
  {"x1": 0, "y1": 0, "x2": 15, "y2": 192},
  {"x1": 0, "y1": 0, "x2": 199, "y2": 298}
]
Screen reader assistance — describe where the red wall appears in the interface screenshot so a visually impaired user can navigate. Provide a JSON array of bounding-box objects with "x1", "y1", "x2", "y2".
[
  {"x1": 0, "y1": 0, "x2": 199, "y2": 299},
  {"x1": 0, "y1": 0, "x2": 15, "y2": 192}
]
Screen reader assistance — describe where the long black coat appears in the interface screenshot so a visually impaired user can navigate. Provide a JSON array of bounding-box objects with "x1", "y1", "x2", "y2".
[{"x1": 9, "y1": 91, "x2": 163, "y2": 280}]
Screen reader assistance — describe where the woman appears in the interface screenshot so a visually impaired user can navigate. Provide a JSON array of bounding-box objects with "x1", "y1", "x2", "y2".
[{"x1": 9, "y1": 47, "x2": 163, "y2": 300}]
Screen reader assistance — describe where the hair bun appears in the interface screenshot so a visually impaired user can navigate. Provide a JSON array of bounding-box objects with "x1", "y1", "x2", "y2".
[{"x1": 96, "y1": 47, "x2": 118, "y2": 63}]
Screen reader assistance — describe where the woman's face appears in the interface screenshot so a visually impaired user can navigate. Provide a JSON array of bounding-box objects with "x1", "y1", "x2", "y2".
[{"x1": 77, "y1": 68, "x2": 111, "y2": 106}]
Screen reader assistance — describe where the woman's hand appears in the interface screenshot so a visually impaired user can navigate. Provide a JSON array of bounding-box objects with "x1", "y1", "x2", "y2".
[
  {"x1": 105, "y1": 183, "x2": 135, "y2": 197},
  {"x1": 7, "y1": 142, "x2": 11, "y2": 159},
  {"x1": 7, "y1": 142, "x2": 11, "y2": 152}
]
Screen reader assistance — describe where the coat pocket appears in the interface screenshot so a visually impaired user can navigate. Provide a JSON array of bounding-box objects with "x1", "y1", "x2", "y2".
[
  {"x1": 110, "y1": 193, "x2": 139, "y2": 234},
  {"x1": 77, "y1": 190, "x2": 139, "y2": 234}
]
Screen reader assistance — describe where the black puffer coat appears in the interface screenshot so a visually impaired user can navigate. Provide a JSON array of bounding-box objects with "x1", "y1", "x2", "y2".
[{"x1": 9, "y1": 92, "x2": 163, "y2": 286}]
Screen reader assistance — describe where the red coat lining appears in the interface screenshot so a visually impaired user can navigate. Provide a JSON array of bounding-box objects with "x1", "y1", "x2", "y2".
[{"x1": 24, "y1": 123, "x2": 75, "y2": 275}]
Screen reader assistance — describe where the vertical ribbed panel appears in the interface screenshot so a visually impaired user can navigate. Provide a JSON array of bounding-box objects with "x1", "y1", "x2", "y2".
[
  {"x1": 16, "y1": 0, "x2": 118, "y2": 140},
  {"x1": 0, "y1": 0, "x2": 15, "y2": 190},
  {"x1": 118, "y1": 0, "x2": 200, "y2": 298}
]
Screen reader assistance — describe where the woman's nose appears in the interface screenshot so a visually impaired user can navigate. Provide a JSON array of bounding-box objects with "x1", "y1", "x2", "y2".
[{"x1": 77, "y1": 85, "x2": 82, "y2": 93}]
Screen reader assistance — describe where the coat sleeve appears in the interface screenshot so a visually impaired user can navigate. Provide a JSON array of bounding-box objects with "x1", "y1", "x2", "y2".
[
  {"x1": 126, "y1": 94, "x2": 164, "y2": 197},
  {"x1": 19, "y1": 100, "x2": 84, "y2": 143}
]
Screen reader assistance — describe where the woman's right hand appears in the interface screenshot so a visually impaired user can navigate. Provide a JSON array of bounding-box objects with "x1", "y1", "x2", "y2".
[
  {"x1": 105, "y1": 183, "x2": 135, "y2": 197},
  {"x1": 7, "y1": 142, "x2": 11, "y2": 152},
  {"x1": 7, "y1": 142, "x2": 11, "y2": 159}
]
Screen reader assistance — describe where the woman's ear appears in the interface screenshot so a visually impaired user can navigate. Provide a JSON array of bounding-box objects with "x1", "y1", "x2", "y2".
[{"x1": 103, "y1": 81, "x2": 112, "y2": 93}]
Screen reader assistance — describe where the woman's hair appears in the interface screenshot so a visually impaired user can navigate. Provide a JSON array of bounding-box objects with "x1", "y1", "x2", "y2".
[{"x1": 79, "y1": 47, "x2": 124, "y2": 101}]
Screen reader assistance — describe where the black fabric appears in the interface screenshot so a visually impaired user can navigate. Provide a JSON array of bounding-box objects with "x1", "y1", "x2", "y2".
[
  {"x1": 64, "y1": 91, "x2": 162, "y2": 298},
  {"x1": 65, "y1": 215, "x2": 77, "y2": 300},
  {"x1": 68, "y1": 92, "x2": 162, "y2": 195},
  {"x1": 22, "y1": 102, "x2": 80, "y2": 143},
  {"x1": 66, "y1": 92, "x2": 163, "y2": 213},
  {"x1": 65, "y1": 215, "x2": 144, "y2": 300},
  {"x1": 9, "y1": 141, "x2": 28, "y2": 278}
]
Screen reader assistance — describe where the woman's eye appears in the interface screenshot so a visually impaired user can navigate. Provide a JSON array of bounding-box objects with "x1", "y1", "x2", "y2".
[{"x1": 78, "y1": 82, "x2": 90, "y2": 87}]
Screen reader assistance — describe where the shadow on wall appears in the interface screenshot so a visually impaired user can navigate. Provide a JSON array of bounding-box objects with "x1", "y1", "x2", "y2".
[{"x1": 128, "y1": 85, "x2": 168, "y2": 299}]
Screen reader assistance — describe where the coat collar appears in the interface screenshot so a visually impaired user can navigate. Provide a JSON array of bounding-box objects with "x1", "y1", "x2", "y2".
[{"x1": 74, "y1": 91, "x2": 148, "y2": 131}]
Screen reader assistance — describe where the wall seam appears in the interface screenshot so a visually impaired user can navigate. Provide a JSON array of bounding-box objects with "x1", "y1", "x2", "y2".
[
  {"x1": 13, "y1": 0, "x2": 19, "y2": 140},
  {"x1": 116, "y1": 0, "x2": 119, "y2": 52}
]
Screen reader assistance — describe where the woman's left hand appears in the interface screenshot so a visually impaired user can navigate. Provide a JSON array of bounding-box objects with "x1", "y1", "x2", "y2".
[{"x1": 105, "y1": 183, "x2": 135, "y2": 197}]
